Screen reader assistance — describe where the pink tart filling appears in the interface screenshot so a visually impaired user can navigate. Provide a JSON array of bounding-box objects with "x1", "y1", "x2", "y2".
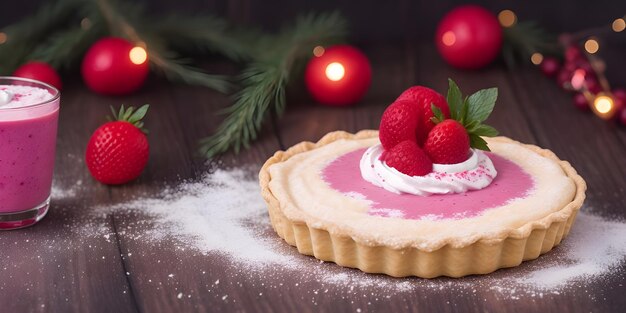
[{"x1": 322, "y1": 148, "x2": 535, "y2": 220}]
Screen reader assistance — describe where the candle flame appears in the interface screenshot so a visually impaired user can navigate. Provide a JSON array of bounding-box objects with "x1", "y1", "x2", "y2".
[
  {"x1": 325, "y1": 62, "x2": 345, "y2": 81},
  {"x1": 129, "y1": 46, "x2": 148, "y2": 65}
]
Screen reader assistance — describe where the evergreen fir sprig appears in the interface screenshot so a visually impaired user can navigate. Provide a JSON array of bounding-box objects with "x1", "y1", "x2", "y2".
[
  {"x1": 0, "y1": 0, "x2": 349, "y2": 158},
  {"x1": 431, "y1": 79, "x2": 499, "y2": 151},
  {"x1": 97, "y1": 0, "x2": 232, "y2": 93},
  {"x1": 502, "y1": 21, "x2": 562, "y2": 68},
  {"x1": 199, "y1": 12, "x2": 347, "y2": 158},
  {"x1": 28, "y1": 17, "x2": 106, "y2": 70},
  {"x1": 154, "y1": 15, "x2": 260, "y2": 62},
  {"x1": 0, "y1": 0, "x2": 83, "y2": 74}
]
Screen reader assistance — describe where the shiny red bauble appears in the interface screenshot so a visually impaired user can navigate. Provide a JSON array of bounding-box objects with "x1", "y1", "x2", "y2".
[
  {"x1": 435, "y1": 5, "x2": 502, "y2": 69},
  {"x1": 81, "y1": 37, "x2": 149, "y2": 96},
  {"x1": 13, "y1": 61, "x2": 62, "y2": 90},
  {"x1": 619, "y1": 107, "x2": 626, "y2": 126},
  {"x1": 565, "y1": 46, "x2": 583, "y2": 62},
  {"x1": 614, "y1": 88, "x2": 626, "y2": 124},
  {"x1": 304, "y1": 45, "x2": 372, "y2": 106},
  {"x1": 612, "y1": 88, "x2": 626, "y2": 106},
  {"x1": 573, "y1": 93, "x2": 589, "y2": 111},
  {"x1": 540, "y1": 57, "x2": 561, "y2": 77}
]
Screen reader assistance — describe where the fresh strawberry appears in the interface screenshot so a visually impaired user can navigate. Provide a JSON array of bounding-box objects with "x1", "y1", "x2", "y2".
[
  {"x1": 424, "y1": 79, "x2": 499, "y2": 164},
  {"x1": 86, "y1": 105, "x2": 150, "y2": 185},
  {"x1": 396, "y1": 86, "x2": 450, "y2": 145},
  {"x1": 379, "y1": 100, "x2": 421, "y2": 149},
  {"x1": 423, "y1": 120, "x2": 470, "y2": 164},
  {"x1": 384, "y1": 140, "x2": 432, "y2": 176}
]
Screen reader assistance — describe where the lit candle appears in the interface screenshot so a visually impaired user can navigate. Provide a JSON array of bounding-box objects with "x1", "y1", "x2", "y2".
[{"x1": 304, "y1": 45, "x2": 372, "y2": 106}]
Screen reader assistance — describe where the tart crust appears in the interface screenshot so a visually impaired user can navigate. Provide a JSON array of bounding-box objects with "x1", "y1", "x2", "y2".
[{"x1": 259, "y1": 130, "x2": 586, "y2": 278}]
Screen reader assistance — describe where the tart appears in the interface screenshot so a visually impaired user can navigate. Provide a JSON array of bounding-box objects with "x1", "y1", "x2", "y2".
[{"x1": 259, "y1": 82, "x2": 586, "y2": 278}]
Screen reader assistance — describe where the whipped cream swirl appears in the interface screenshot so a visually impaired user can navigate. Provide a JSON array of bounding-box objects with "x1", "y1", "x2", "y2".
[{"x1": 360, "y1": 144, "x2": 497, "y2": 196}]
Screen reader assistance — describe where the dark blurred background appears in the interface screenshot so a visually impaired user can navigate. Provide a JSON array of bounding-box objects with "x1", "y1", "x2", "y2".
[
  {"x1": 2, "y1": 0, "x2": 625, "y2": 43},
  {"x1": 2, "y1": 0, "x2": 625, "y2": 86}
]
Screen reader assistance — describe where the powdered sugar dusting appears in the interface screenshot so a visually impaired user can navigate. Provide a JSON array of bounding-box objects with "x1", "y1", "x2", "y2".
[
  {"x1": 104, "y1": 169, "x2": 296, "y2": 266},
  {"x1": 518, "y1": 213, "x2": 626, "y2": 289},
  {"x1": 51, "y1": 179, "x2": 83, "y2": 199},
  {"x1": 75, "y1": 168, "x2": 624, "y2": 299}
]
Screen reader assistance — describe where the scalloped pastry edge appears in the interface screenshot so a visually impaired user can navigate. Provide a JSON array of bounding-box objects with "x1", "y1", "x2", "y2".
[{"x1": 259, "y1": 130, "x2": 586, "y2": 278}]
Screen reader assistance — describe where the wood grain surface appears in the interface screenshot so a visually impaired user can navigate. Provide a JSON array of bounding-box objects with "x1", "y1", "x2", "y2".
[{"x1": 1, "y1": 44, "x2": 625, "y2": 313}]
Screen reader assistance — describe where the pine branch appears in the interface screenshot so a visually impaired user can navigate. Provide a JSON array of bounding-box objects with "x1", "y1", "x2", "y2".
[
  {"x1": 154, "y1": 15, "x2": 260, "y2": 62},
  {"x1": 147, "y1": 43, "x2": 232, "y2": 93},
  {"x1": 199, "y1": 12, "x2": 347, "y2": 158},
  {"x1": 502, "y1": 21, "x2": 562, "y2": 68},
  {"x1": 0, "y1": 0, "x2": 83, "y2": 73},
  {"x1": 97, "y1": 0, "x2": 231, "y2": 93},
  {"x1": 28, "y1": 16, "x2": 106, "y2": 70}
]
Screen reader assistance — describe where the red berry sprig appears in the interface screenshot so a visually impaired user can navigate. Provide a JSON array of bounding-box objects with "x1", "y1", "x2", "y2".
[{"x1": 538, "y1": 44, "x2": 626, "y2": 126}]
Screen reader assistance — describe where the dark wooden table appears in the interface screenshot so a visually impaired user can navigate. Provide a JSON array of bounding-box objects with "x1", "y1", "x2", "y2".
[{"x1": 1, "y1": 44, "x2": 625, "y2": 312}]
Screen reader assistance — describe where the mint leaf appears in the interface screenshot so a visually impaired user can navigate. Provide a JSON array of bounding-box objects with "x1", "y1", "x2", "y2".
[
  {"x1": 471, "y1": 124, "x2": 499, "y2": 137},
  {"x1": 446, "y1": 78, "x2": 463, "y2": 120},
  {"x1": 431, "y1": 103, "x2": 445, "y2": 123},
  {"x1": 467, "y1": 88, "x2": 497, "y2": 123},
  {"x1": 469, "y1": 134, "x2": 490, "y2": 151},
  {"x1": 460, "y1": 96, "x2": 470, "y2": 125},
  {"x1": 465, "y1": 120, "x2": 480, "y2": 132}
]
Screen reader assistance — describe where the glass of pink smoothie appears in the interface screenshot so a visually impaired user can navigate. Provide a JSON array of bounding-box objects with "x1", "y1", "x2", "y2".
[{"x1": 0, "y1": 77, "x2": 60, "y2": 230}]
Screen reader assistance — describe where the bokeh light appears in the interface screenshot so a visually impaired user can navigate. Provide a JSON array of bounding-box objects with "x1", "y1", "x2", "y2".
[
  {"x1": 325, "y1": 62, "x2": 345, "y2": 81},
  {"x1": 129, "y1": 46, "x2": 148, "y2": 65},
  {"x1": 442, "y1": 31, "x2": 456, "y2": 46},
  {"x1": 498, "y1": 10, "x2": 517, "y2": 27},
  {"x1": 584, "y1": 38, "x2": 599, "y2": 54}
]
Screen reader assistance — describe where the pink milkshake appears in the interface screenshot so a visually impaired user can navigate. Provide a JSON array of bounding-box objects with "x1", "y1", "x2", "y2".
[{"x1": 0, "y1": 77, "x2": 60, "y2": 229}]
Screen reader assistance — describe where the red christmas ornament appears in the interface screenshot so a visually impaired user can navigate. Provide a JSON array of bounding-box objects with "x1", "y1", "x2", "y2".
[
  {"x1": 614, "y1": 88, "x2": 626, "y2": 121},
  {"x1": 565, "y1": 46, "x2": 583, "y2": 62},
  {"x1": 304, "y1": 45, "x2": 372, "y2": 106},
  {"x1": 540, "y1": 57, "x2": 560, "y2": 77},
  {"x1": 585, "y1": 76, "x2": 602, "y2": 94},
  {"x1": 81, "y1": 37, "x2": 149, "y2": 96},
  {"x1": 557, "y1": 69, "x2": 572, "y2": 89},
  {"x1": 573, "y1": 93, "x2": 590, "y2": 111},
  {"x1": 13, "y1": 61, "x2": 62, "y2": 90},
  {"x1": 612, "y1": 88, "x2": 626, "y2": 106},
  {"x1": 435, "y1": 5, "x2": 502, "y2": 69},
  {"x1": 619, "y1": 106, "x2": 626, "y2": 126}
]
